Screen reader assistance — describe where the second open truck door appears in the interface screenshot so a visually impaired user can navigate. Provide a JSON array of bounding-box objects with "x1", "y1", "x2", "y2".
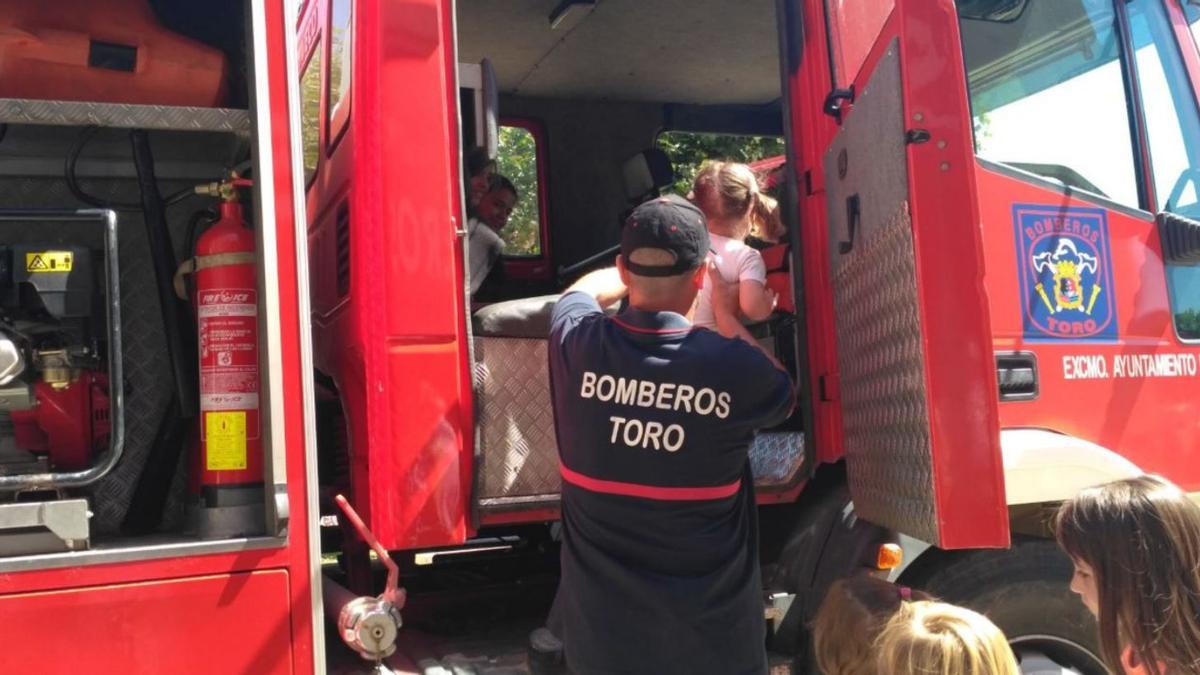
[{"x1": 810, "y1": 0, "x2": 1009, "y2": 549}]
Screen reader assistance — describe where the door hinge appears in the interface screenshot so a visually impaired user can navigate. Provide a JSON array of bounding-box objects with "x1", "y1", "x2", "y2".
[
  {"x1": 805, "y1": 168, "x2": 825, "y2": 195},
  {"x1": 822, "y1": 86, "x2": 855, "y2": 123}
]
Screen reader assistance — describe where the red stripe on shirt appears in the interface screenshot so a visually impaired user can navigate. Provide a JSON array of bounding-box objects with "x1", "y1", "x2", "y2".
[
  {"x1": 560, "y1": 464, "x2": 740, "y2": 501},
  {"x1": 610, "y1": 316, "x2": 692, "y2": 335}
]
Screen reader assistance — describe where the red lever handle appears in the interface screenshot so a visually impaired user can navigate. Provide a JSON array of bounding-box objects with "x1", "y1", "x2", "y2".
[{"x1": 334, "y1": 494, "x2": 403, "y2": 606}]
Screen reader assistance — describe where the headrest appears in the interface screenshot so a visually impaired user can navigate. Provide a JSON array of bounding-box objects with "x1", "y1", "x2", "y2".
[{"x1": 622, "y1": 148, "x2": 675, "y2": 202}]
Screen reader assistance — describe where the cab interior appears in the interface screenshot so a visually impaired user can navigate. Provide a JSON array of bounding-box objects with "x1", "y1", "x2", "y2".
[{"x1": 453, "y1": 0, "x2": 809, "y2": 518}]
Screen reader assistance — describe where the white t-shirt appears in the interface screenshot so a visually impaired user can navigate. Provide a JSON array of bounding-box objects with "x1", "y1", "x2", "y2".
[
  {"x1": 693, "y1": 232, "x2": 767, "y2": 329},
  {"x1": 467, "y1": 217, "x2": 503, "y2": 294}
]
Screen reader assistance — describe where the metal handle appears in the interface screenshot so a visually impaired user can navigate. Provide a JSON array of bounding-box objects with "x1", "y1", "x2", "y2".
[
  {"x1": 839, "y1": 194, "x2": 860, "y2": 255},
  {"x1": 996, "y1": 352, "x2": 1038, "y2": 402},
  {"x1": 335, "y1": 494, "x2": 403, "y2": 606},
  {"x1": 0, "y1": 209, "x2": 125, "y2": 491}
]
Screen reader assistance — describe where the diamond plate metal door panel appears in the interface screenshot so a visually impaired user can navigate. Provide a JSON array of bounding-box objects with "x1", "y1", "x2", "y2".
[
  {"x1": 473, "y1": 337, "x2": 561, "y2": 503},
  {"x1": 826, "y1": 45, "x2": 939, "y2": 544},
  {"x1": 822, "y1": 20, "x2": 1006, "y2": 549}
]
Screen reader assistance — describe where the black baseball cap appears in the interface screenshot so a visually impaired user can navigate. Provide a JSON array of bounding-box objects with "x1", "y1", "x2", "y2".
[{"x1": 621, "y1": 195, "x2": 710, "y2": 277}]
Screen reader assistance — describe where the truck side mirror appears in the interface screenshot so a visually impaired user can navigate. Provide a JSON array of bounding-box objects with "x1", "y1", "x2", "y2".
[{"x1": 1157, "y1": 211, "x2": 1200, "y2": 264}]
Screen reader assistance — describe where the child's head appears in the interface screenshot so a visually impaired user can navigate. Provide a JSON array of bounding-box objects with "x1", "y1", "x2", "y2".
[
  {"x1": 477, "y1": 175, "x2": 519, "y2": 231},
  {"x1": 874, "y1": 601, "x2": 1019, "y2": 675},
  {"x1": 687, "y1": 161, "x2": 773, "y2": 240},
  {"x1": 1056, "y1": 475, "x2": 1200, "y2": 675},
  {"x1": 812, "y1": 575, "x2": 930, "y2": 675},
  {"x1": 465, "y1": 146, "x2": 496, "y2": 208}
]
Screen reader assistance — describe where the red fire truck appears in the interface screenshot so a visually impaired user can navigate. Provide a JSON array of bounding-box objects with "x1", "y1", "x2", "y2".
[{"x1": 3, "y1": 0, "x2": 1200, "y2": 673}]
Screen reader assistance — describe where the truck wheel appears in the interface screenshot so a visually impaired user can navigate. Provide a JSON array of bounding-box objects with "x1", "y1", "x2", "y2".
[{"x1": 902, "y1": 538, "x2": 1106, "y2": 675}]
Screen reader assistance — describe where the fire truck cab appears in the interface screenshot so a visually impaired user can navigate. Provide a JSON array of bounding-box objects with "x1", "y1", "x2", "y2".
[{"x1": 1, "y1": 0, "x2": 1199, "y2": 673}]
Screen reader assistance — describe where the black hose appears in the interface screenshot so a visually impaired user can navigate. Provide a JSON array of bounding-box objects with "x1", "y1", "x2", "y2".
[
  {"x1": 66, "y1": 127, "x2": 142, "y2": 211},
  {"x1": 66, "y1": 126, "x2": 208, "y2": 211},
  {"x1": 130, "y1": 129, "x2": 198, "y2": 417}
]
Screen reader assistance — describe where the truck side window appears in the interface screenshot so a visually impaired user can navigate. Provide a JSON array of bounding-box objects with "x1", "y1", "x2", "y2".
[
  {"x1": 496, "y1": 123, "x2": 545, "y2": 257},
  {"x1": 1127, "y1": 0, "x2": 1200, "y2": 215},
  {"x1": 301, "y1": 40, "x2": 322, "y2": 185},
  {"x1": 1153, "y1": 1, "x2": 1200, "y2": 341},
  {"x1": 328, "y1": 0, "x2": 351, "y2": 144},
  {"x1": 958, "y1": 2, "x2": 1139, "y2": 208}
]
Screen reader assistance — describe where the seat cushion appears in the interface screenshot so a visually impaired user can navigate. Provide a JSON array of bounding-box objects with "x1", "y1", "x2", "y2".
[
  {"x1": 472, "y1": 294, "x2": 560, "y2": 338},
  {"x1": 473, "y1": 294, "x2": 620, "y2": 338}
]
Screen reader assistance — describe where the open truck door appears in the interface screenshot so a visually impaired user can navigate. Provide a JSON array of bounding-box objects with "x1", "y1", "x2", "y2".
[{"x1": 818, "y1": 0, "x2": 1008, "y2": 549}]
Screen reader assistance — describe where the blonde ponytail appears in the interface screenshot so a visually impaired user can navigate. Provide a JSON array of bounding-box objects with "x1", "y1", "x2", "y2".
[
  {"x1": 688, "y1": 161, "x2": 764, "y2": 239},
  {"x1": 749, "y1": 192, "x2": 785, "y2": 242}
]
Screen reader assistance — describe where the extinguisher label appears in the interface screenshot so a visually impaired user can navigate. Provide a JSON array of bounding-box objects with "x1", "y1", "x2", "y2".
[
  {"x1": 199, "y1": 288, "x2": 260, "y2": 463},
  {"x1": 205, "y1": 411, "x2": 247, "y2": 471}
]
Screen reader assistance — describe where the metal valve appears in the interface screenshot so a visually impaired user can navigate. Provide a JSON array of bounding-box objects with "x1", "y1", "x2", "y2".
[
  {"x1": 327, "y1": 494, "x2": 407, "y2": 665},
  {"x1": 338, "y1": 594, "x2": 403, "y2": 661},
  {"x1": 194, "y1": 171, "x2": 253, "y2": 201}
]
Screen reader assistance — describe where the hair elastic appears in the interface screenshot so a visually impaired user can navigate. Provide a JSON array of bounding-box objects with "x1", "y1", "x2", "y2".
[{"x1": 898, "y1": 586, "x2": 912, "y2": 601}]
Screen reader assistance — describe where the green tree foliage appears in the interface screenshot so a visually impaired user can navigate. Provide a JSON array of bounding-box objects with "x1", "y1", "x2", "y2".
[
  {"x1": 496, "y1": 126, "x2": 542, "y2": 256},
  {"x1": 299, "y1": 49, "x2": 322, "y2": 183},
  {"x1": 656, "y1": 132, "x2": 785, "y2": 196},
  {"x1": 1178, "y1": 309, "x2": 1200, "y2": 339}
]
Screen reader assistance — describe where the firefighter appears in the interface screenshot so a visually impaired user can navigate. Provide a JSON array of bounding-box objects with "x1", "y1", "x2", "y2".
[{"x1": 546, "y1": 194, "x2": 794, "y2": 674}]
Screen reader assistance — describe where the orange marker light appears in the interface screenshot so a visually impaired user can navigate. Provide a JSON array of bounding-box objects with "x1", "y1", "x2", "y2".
[{"x1": 876, "y1": 543, "x2": 904, "y2": 570}]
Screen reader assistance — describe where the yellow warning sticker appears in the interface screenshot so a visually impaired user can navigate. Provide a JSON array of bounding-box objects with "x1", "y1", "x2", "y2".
[
  {"x1": 205, "y1": 411, "x2": 247, "y2": 471},
  {"x1": 25, "y1": 251, "x2": 73, "y2": 273}
]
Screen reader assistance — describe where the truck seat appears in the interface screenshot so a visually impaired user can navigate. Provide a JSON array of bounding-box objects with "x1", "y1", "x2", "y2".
[
  {"x1": 471, "y1": 295, "x2": 805, "y2": 514},
  {"x1": 472, "y1": 294, "x2": 561, "y2": 338}
]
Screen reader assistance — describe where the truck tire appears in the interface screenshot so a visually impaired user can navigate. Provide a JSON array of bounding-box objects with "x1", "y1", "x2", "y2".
[{"x1": 902, "y1": 538, "x2": 1107, "y2": 675}]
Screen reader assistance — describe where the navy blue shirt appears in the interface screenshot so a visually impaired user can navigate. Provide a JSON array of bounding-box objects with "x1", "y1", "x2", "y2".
[{"x1": 548, "y1": 291, "x2": 793, "y2": 675}]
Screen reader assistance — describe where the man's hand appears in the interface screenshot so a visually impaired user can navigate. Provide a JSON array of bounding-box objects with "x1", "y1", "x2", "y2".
[
  {"x1": 565, "y1": 267, "x2": 628, "y2": 309},
  {"x1": 709, "y1": 261, "x2": 788, "y2": 374},
  {"x1": 708, "y1": 261, "x2": 739, "y2": 323}
]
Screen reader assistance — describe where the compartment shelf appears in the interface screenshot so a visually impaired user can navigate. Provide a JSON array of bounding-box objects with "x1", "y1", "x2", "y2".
[{"x1": 0, "y1": 98, "x2": 251, "y2": 136}]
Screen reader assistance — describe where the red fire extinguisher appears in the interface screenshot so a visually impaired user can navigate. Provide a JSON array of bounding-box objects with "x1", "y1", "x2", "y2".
[{"x1": 181, "y1": 174, "x2": 262, "y2": 534}]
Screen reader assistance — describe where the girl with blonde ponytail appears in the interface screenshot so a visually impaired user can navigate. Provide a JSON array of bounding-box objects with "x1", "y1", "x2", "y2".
[{"x1": 687, "y1": 161, "x2": 778, "y2": 329}]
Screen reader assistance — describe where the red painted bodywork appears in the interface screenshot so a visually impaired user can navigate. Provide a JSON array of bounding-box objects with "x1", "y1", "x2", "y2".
[
  {"x1": 0, "y1": 571, "x2": 294, "y2": 675},
  {"x1": 306, "y1": 0, "x2": 473, "y2": 553},
  {"x1": 825, "y1": 0, "x2": 896, "y2": 88},
  {"x1": 0, "y1": 2, "x2": 318, "y2": 673}
]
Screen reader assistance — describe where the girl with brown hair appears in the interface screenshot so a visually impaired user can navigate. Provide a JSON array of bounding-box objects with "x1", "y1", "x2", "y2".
[
  {"x1": 811, "y1": 575, "x2": 931, "y2": 675},
  {"x1": 1056, "y1": 475, "x2": 1200, "y2": 675}
]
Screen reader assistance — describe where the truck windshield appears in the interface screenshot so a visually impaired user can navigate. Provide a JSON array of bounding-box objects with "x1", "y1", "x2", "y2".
[
  {"x1": 960, "y1": 0, "x2": 1200, "y2": 339},
  {"x1": 959, "y1": 0, "x2": 1200, "y2": 213}
]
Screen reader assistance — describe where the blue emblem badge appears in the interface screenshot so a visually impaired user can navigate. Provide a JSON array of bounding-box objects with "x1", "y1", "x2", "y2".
[{"x1": 1013, "y1": 204, "x2": 1118, "y2": 342}]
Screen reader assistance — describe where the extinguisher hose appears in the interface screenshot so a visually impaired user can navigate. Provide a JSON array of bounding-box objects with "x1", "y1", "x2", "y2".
[{"x1": 130, "y1": 130, "x2": 198, "y2": 415}]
